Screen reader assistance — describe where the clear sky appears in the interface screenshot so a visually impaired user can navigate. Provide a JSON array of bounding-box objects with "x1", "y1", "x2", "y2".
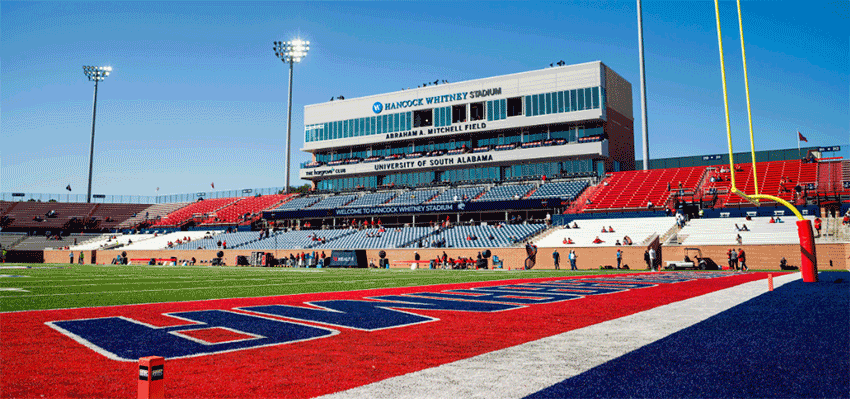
[{"x1": 2, "y1": 1, "x2": 847, "y2": 197}]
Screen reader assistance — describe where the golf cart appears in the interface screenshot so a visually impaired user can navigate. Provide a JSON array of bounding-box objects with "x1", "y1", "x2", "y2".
[{"x1": 664, "y1": 247, "x2": 718, "y2": 270}]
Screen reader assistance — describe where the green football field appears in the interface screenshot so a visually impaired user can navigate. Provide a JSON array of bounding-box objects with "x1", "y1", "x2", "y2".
[{"x1": 0, "y1": 264, "x2": 637, "y2": 312}]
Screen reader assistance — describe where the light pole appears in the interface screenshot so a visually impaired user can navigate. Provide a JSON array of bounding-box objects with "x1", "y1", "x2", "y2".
[
  {"x1": 82, "y1": 65, "x2": 112, "y2": 203},
  {"x1": 273, "y1": 39, "x2": 310, "y2": 194},
  {"x1": 636, "y1": 0, "x2": 650, "y2": 170}
]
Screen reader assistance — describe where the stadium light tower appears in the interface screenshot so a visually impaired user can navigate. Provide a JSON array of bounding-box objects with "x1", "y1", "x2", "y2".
[
  {"x1": 636, "y1": 0, "x2": 650, "y2": 170},
  {"x1": 82, "y1": 65, "x2": 112, "y2": 203},
  {"x1": 273, "y1": 39, "x2": 310, "y2": 194}
]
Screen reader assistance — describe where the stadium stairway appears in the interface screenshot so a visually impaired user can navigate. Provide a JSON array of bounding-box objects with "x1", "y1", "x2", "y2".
[
  {"x1": 817, "y1": 216, "x2": 850, "y2": 243},
  {"x1": 0, "y1": 233, "x2": 27, "y2": 250},
  {"x1": 198, "y1": 194, "x2": 294, "y2": 226},
  {"x1": 564, "y1": 180, "x2": 604, "y2": 214},
  {"x1": 153, "y1": 197, "x2": 240, "y2": 227},
  {"x1": 118, "y1": 202, "x2": 189, "y2": 229},
  {"x1": 87, "y1": 204, "x2": 152, "y2": 230},
  {"x1": 816, "y1": 160, "x2": 849, "y2": 196}
]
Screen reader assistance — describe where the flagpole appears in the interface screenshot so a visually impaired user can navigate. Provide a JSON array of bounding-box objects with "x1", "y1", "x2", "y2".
[{"x1": 797, "y1": 130, "x2": 801, "y2": 158}]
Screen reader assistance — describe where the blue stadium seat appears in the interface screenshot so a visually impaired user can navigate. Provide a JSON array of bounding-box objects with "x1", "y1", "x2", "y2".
[
  {"x1": 344, "y1": 192, "x2": 396, "y2": 208},
  {"x1": 476, "y1": 184, "x2": 534, "y2": 201},
  {"x1": 429, "y1": 187, "x2": 485, "y2": 203},
  {"x1": 383, "y1": 190, "x2": 438, "y2": 206},
  {"x1": 309, "y1": 195, "x2": 357, "y2": 210},
  {"x1": 527, "y1": 181, "x2": 589, "y2": 200}
]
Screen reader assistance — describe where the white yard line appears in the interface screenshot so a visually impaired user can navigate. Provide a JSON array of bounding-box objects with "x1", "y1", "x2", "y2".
[
  {"x1": 0, "y1": 274, "x2": 481, "y2": 298},
  {"x1": 317, "y1": 273, "x2": 800, "y2": 399}
]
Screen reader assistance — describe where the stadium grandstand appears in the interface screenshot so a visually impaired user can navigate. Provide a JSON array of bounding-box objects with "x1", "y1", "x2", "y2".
[
  {"x1": 3, "y1": 150, "x2": 847, "y2": 262},
  {"x1": 1, "y1": 64, "x2": 847, "y2": 269}
]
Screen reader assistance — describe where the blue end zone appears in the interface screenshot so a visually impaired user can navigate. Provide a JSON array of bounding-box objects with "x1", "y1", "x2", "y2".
[{"x1": 525, "y1": 272, "x2": 850, "y2": 398}]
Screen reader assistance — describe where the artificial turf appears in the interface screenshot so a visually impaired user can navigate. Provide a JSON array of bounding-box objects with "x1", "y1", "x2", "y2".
[{"x1": 0, "y1": 263, "x2": 636, "y2": 312}]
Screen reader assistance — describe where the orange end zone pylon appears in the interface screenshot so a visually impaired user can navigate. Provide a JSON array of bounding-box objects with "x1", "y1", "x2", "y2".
[{"x1": 139, "y1": 356, "x2": 164, "y2": 399}]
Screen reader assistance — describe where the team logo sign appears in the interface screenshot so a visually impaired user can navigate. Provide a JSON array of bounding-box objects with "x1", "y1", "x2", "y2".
[{"x1": 48, "y1": 273, "x2": 730, "y2": 361}]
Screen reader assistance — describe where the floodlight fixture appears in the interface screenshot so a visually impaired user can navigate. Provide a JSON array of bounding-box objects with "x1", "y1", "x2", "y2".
[{"x1": 273, "y1": 39, "x2": 311, "y2": 193}]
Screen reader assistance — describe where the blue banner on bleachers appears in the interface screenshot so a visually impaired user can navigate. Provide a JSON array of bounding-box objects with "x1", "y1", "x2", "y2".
[{"x1": 263, "y1": 198, "x2": 562, "y2": 219}]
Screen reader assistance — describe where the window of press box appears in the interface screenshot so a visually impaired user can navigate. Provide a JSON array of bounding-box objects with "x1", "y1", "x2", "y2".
[
  {"x1": 413, "y1": 109, "x2": 433, "y2": 127},
  {"x1": 452, "y1": 104, "x2": 466, "y2": 123},
  {"x1": 507, "y1": 97, "x2": 522, "y2": 117},
  {"x1": 470, "y1": 102, "x2": 485, "y2": 121}
]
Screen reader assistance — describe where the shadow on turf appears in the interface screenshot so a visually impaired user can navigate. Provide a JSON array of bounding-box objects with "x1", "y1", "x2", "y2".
[{"x1": 525, "y1": 272, "x2": 850, "y2": 399}]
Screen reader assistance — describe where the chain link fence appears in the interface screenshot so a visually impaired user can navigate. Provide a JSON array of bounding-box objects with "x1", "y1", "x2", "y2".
[{"x1": 1, "y1": 186, "x2": 288, "y2": 204}]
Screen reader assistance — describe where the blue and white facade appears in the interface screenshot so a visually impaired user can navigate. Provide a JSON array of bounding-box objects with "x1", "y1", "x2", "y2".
[{"x1": 300, "y1": 61, "x2": 634, "y2": 191}]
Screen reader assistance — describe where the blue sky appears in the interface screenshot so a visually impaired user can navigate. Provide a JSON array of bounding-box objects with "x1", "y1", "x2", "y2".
[{"x1": 2, "y1": 1, "x2": 847, "y2": 196}]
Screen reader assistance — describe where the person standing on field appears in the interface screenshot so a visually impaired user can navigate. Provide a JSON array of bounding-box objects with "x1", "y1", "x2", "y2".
[
  {"x1": 737, "y1": 248, "x2": 747, "y2": 271},
  {"x1": 552, "y1": 249, "x2": 560, "y2": 270},
  {"x1": 648, "y1": 247, "x2": 656, "y2": 271},
  {"x1": 616, "y1": 249, "x2": 622, "y2": 269},
  {"x1": 568, "y1": 250, "x2": 577, "y2": 270}
]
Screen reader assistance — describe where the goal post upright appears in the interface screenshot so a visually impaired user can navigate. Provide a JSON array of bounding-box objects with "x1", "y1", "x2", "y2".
[{"x1": 713, "y1": 0, "x2": 817, "y2": 281}]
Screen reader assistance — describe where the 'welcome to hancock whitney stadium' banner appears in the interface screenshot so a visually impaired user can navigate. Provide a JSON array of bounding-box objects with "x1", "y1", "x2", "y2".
[{"x1": 262, "y1": 198, "x2": 562, "y2": 220}]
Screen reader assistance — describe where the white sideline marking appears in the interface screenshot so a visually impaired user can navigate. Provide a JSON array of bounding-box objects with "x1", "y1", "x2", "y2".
[
  {"x1": 317, "y1": 273, "x2": 800, "y2": 399},
  {"x1": 0, "y1": 288, "x2": 30, "y2": 292}
]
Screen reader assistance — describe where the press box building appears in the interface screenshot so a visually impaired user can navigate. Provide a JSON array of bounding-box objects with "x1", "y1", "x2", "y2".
[{"x1": 300, "y1": 61, "x2": 635, "y2": 191}]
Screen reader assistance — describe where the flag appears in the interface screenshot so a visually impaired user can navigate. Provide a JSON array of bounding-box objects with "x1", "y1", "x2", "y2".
[
  {"x1": 155, "y1": 187, "x2": 160, "y2": 193},
  {"x1": 798, "y1": 132, "x2": 807, "y2": 142},
  {"x1": 211, "y1": 182, "x2": 215, "y2": 189},
  {"x1": 66, "y1": 184, "x2": 72, "y2": 192}
]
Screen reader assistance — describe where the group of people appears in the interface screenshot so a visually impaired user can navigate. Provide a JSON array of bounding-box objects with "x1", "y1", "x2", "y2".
[
  {"x1": 643, "y1": 247, "x2": 658, "y2": 270},
  {"x1": 166, "y1": 235, "x2": 194, "y2": 248},
  {"x1": 308, "y1": 233, "x2": 328, "y2": 244},
  {"x1": 560, "y1": 221, "x2": 632, "y2": 246},
  {"x1": 281, "y1": 251, "x2": 328, "y2": 268},
  {"x1": 431, "y1": 251, "x2": 485, "y2": 269},
  {"x1": 345, "y1": 218, "x2": 383, "y2": 230},
  {"x1": 551, "y1": 249, "x2": 578, "y2": 270},
  {"x1": 69, "y1": 251, "x2": 84, "y2": 264},
  {"x1": 727, "y1": 248, "x2": 748, "y2": 271}
]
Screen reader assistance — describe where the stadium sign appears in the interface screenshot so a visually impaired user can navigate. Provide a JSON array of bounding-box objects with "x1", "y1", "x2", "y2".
[
  {"x1": 384, "y1": 122, "x2": 488, "y2": 140},
  {"x1": 263, "y1": 198, "x2": 561, "y2": 220},
  {"x1": 335, "y1": 202, "x2": 463, "y2": 216},
  {"x1": 301, "y1": 140, "x2": 608, "y2": 180},
  {"x1": 373, "y1": 154, "x2": 493, "y2": 172},
  {"x1": 373, "y1": 88, "x2": 502, "y2": 114}
]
